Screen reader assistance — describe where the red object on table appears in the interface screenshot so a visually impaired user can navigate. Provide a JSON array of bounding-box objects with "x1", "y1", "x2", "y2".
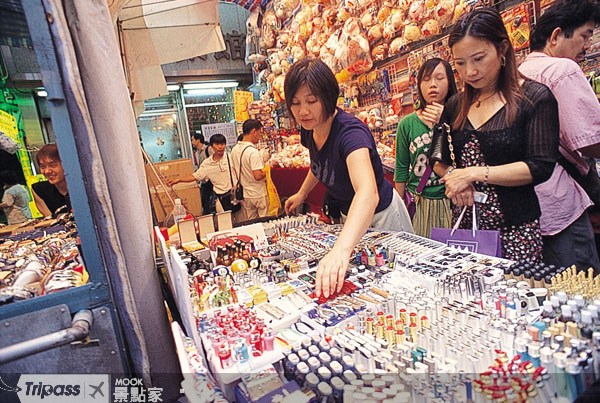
[
  {"x1": 270, "y1": 167, "x2": 327, "y2": 214},
  {"x1": 270, "y1": 166, "x2": 396, "y2": 216}
]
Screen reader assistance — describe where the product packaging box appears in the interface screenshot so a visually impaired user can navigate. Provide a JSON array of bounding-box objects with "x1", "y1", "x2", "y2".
[
  {"x1": 145, "y1": 159, "x2": 202, "y2": 222},
  {"x1": 145, "y1": 158, "x2": 195, "y2": 188}
]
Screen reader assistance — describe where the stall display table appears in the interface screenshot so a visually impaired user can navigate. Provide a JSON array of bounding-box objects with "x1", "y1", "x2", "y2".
[{"x1": 164, "y1": 216, "x2": 598, "y2": 403}]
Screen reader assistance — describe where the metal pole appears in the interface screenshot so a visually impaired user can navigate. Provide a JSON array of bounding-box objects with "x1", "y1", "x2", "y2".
[{"x1": 0, "y1": 310, "x2": 93, "y2": 365}]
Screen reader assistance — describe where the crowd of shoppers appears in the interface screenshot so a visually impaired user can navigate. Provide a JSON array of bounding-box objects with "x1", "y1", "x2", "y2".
[{"x1": 3, "y1": 1, "x2": 599, "y2": 284}]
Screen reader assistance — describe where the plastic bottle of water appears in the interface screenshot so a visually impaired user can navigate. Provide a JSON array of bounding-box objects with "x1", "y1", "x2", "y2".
[{"x1": 172, "y1": 199, "x2": 187, "y2": 223}]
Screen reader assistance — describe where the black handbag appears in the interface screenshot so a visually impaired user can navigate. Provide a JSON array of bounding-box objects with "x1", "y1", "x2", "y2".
[
  {"x1": 217, "y1": 154, "x2": 242, "y2": 213},
  {"x1": 233, "y1": 146, "x2": 252, "y2": 202}
]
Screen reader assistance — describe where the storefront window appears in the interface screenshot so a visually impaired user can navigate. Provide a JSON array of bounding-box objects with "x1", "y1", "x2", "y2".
[
  {"x1": 138, "y1": 93, "x2": 182, "y2": 162},
  {"x1": 183, "y1": 83, "x2": 237, "y2": 136}
]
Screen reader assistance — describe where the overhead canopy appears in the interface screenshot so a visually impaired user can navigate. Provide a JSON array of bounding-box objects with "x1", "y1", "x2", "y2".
[{"x1": 109, "y1": 0, "x2": 226, "y2": 114}]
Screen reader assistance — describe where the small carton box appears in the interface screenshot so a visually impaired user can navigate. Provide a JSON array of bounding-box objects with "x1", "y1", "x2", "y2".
[
  {"x1": 145, "y1": 159, "x2": 195, "y2": 188},
  {"x1": 148, "y1": 183, "x2": 202, "y2": 223}
]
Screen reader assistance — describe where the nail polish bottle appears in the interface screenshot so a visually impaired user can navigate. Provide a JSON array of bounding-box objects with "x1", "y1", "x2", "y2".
[
  {"x1": 343, "y1": 369, "x2": 357, "y2": 384},
  {"x1": 317, "y1": 366, "x2": 332, "y2": 382},
  {"x1": 262, "y1": 328, "x2": 275, "y2": 351},
  {"x1": 580, "y1": 311, "x2": 593, "y2": 340},
  {"x1": 342, "y1": 355, "x2": 356, "y2": 371},
  {"x1": 284, "y1": 353, "x2": 300, "y2": 380},
  {"x1": 327, "y1": 361, "x2": 342, "y2": 379},
  {"x1": 541, "y1": 301, "x2": 556, "y2": 325},
  {"x1": 331, "y1": 377, "x2": 345, "y2": 402},
  {"x1": 308, "y1": 345, "x2": 320, "y2": 357},
  {"x1": 318, "y1": 340, "x2": 331, "y2": 352},
  {"x1": 307, "y1": 356, "x2": 320, "y2": 373},
  {"x1": 317, "y1": 382, "x2": 334, "y2": 402},
  {"x1": 298, "y1": 349, "x2": 310, "y2": 362},
  {"x1": 305, "y1": 373, "x2": 320, "y2": 391},
  {"x1": 295, "y1": 362, "x2": 310, "y2": 386},
  {"x1": 550, "y1": 295, "x2": 561, "y2": 315},
  {"x1": 318, "y1": 352, "x2": 331, "y2": 367},
  {"x1": 329, "y1": 347, "x2": 342, "y2": 362}
]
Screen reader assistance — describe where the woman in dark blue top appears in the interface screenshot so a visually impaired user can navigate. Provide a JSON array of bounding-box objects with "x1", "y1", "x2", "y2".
[{"x1": 283, "y1": 58, "x2": 413, "y2": 298}]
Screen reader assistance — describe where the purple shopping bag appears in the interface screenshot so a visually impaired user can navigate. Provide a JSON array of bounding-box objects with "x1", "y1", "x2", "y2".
[{"x1": 430, "y1": 206, "x2": 502, "y2": 257}]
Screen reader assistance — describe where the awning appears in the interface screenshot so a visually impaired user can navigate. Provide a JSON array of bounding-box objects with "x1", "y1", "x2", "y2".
[{"x1": 109, "y1": 0, "x2": 226, "y2": 114}]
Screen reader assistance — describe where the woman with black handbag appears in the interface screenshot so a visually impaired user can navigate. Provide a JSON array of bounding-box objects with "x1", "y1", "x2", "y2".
[{"x1": 430, "y1": 8, "x2": 560, "y2": 263}]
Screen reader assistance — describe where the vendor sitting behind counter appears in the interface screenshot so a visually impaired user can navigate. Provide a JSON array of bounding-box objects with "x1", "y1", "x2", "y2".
[{"x1": 31, "y1": 144, "x2": 71, "y2": 218}]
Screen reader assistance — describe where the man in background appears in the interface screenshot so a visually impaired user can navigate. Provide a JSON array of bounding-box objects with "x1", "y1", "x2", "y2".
[
  {"x1": 519, "y1": 0, "x2": 600, "y2": 271},
  {"x1": 170, "y1": 134, "x2": 234, "y2": 213},
  {"x1": 230, "y1": 119, "x2": 268, "y2": 222},
  {"x1": 191, "y1": 132, "x2": 215, "y2": 214}
]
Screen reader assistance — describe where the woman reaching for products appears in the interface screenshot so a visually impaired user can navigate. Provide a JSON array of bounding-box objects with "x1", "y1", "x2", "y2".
[
  {"x1": 394, "y1": 57, "x2": 458, "y2": 237},
  {"x1": 283, "y1": 58, "x2": 413, "y2": 298}
]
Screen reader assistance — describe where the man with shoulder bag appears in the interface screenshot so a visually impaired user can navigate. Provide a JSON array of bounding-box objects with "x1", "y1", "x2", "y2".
[
  {"x1": 519, "y1": 0, "x2": 600, "y2": 272},
  {"x1": 169, "y1": 134, "x2": 240, "y2": 214},
  {"x1": 231, "y1": 119, "x2": 269, "y2": 222}
]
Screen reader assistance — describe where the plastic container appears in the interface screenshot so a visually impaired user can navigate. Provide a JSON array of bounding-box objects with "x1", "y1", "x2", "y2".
[{"x1": 172, "y1": 198, "x2": 187, "y2": 223}]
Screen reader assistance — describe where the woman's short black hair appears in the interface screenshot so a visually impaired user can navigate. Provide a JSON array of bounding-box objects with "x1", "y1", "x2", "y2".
[
  {"x1": 209, "y1": 133, "x2": 227, "y2": 145},
  {"x1": 530, "y1": 0, "x2": 600, "y2": 51},
  {"x1": 0, "y1": 170, "x2": 20, "y2": 186},
  {"x1": 415, "y1": 58, "x2": 458, "y2": 110},
  {"x1": 284, "y1": 58, "x2": 339, "y2": 122}
]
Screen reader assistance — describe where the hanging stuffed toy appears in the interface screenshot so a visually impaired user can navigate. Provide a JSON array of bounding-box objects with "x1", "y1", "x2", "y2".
[
  {"x1": 0, "y1": 130, "x2": 19, "y2": 154},
  {"x1": 245, "y1": 11, "x2": 263, "y2": 65}
]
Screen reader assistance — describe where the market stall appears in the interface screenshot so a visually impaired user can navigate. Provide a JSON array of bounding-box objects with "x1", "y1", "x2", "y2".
[{"x1": 163, "y1": 214, "x2": 600, "y2": 402}]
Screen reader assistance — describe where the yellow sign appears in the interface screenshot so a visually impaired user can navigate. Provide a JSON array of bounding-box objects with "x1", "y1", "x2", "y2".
[
  {"x1": 0, "y1": 108, "x2": 43, "y2": 217},
  {"x1": 234, "y1": 91, "x2": 254, "y2": 122},
  {"x1": 0, "y1": 109, "x2": 18, "y2": 139}
]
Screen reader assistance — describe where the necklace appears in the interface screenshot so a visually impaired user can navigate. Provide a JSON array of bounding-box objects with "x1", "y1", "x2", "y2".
[{"x1": 474, "y1": 92, "x2": 498, "y2": 108}]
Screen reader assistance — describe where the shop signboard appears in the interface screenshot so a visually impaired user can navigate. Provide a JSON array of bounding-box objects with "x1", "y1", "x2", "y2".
[
  {"x1": 234, "y1": 90, "x2": 255, "y2": 122},
  {"x1": 201, "y1": 122, "x2": 238, "y2": 146}
]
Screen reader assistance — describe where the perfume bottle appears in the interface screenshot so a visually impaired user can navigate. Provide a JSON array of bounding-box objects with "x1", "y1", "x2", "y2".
[
  {"x1": 234, "y1": 338, "x2": 249, "y2": 364},
  {"x1": 262, "y1": 328, "x2": 275, "y2": 351},
  {"x1": 218, "y1": 346, "x2": 233, "y2": 369}
]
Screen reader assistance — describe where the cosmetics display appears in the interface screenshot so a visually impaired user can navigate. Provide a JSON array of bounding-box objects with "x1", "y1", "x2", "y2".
[{"x1": 166, "y1": 214, "x2": 600, "y2": 402}]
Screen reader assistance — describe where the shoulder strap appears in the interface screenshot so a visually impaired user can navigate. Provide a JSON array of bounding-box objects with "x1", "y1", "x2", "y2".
[
  {"x1": 415, "y1": 164, "x2": 433, "y2": 195},
  {"x1": 226, "y1": 153, "x2": 234, "y2": 188},
  {"x1": 556, "y1": 154, "x2": 586, "y2": 183},
  {"x1": 236, "y1": 145, "x2": 252, "y2": 186}
]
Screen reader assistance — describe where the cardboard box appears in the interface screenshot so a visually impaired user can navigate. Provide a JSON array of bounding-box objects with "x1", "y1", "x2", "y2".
[
  {"x1": 148, "y1": 182, "x2": 202, "y2": 223},
  {"x1": 145, "y1": 159, "x2": 202, "y2": 223},
  {"x1": 145, "y1": 159, "x2": 195, "y2": 188}
]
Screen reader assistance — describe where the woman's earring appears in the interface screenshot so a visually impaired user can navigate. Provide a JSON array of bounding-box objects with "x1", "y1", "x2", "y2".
[{"x1": 501, "y1": 56, "x2": 506, "y2": 67}]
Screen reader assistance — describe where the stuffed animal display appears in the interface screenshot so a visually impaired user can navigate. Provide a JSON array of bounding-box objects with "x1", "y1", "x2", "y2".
[{"x1": 251, "y1": 0, "x2": 470, "y2": 106}]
